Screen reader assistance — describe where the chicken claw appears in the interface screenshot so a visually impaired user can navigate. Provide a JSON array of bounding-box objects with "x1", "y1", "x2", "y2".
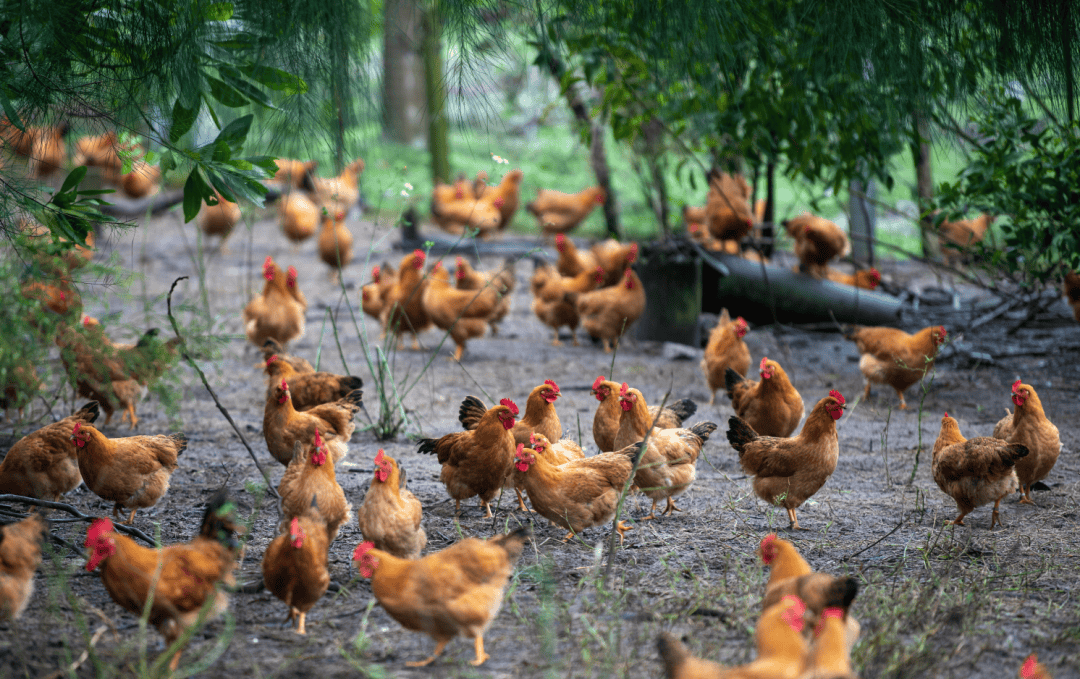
[
  {"x1": 615, "y1": 520, "x2": 633, "y2": 545},
  {"x1": 640, "y1": 499, "x2": 659, "y2": 521},
  {"x1": 662, "y1": 497, "x2": 683, "y2": 516},
  {"x1": 405, "y1": 639, "x2": 449, "y2": 667},
  {"x1": 786, "y1": 508, "x2": 804, "y2": 530},
  {"x1": 470, "y1": 636, "x2": 490, "y2": 666}
]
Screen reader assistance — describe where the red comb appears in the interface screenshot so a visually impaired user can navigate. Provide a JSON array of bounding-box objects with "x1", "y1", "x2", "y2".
[
  {"x1": 544, "y1": 379, "x2": 559, "y2": 391},
  {"x1": 412, "y1": 249, "x2": 425, "y2": 268},
  {"x1": 619, "y1": 383, "x2": 629, "y2": 398},
  {"x1": 493, "y1": 197, "x2": 505, "y2": 208},
  {"x1": 286, "y1": 266, "x2": 298, "y2": 285},
  {"x1": 829, "y1": 389, "x2": 845, "y2": 405},
  {"x1": 375, "y1": 449, "x2": 384, "y2": 464},
  {"x1": 372, "y1": 265, "x2": 380, "y2": 282},
  {"x1": 1022, "y1": 655, "x2": 1039, "y2": 679},
  {"x1": 85, "y1": 517, "x2": 114, "y2": 547},
  {"x1": 529, "y1": 433, "x2": 538, "y2": 446},
  {"x1": 267, "y1": 355, "x2": 278, "y2": 365},
  {"x1": 500, "y1": 398, "x2": 519, "y2": 415},
  {"x1": 760, "y1": 357, "x2": 768, "y2": 371},
  {"x1": 944, "y1": 412, "x2": 950, "y2": 419},
  {"x1": 314, "y1": 429, "x2": 323, "y2": 447},
  {"x1": 1012, "y1": 378, "x2": 1022, "y2": 393},
  {"x1": 760, "y1": 533, "x2": 777, "y2": 563},
  {"x1": 592, "y1": 376, "x2": 605, "y2": 391}
]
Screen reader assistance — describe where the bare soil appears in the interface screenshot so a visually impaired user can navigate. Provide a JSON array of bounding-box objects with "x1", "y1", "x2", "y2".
[{"x1": 1, "y1": 209, "x2": 1077, "y2": 678}]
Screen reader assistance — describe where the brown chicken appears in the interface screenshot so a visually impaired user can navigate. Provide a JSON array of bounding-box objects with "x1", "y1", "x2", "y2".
[
  {"x1": 705, "y1": 169, "x2": 755, "y2": 243},
  {"x1": 938, "y1": 212, "x2": 995, "y2": 264},
  {"x1": 71, "y1": 130, "x2": 135, "y2": 182},
  {"x1": 83, "y1": 492, "x2": 242, "y2": 672},
  {"x1": 727, "y1": 391, "x2": 846, "y2": 530},
  {"x1": 531, "y1": 263, "x2": 605, "y2": 346},
  {"x1": 430, "y1": 172, "x2": 488, "y2": 232},
  {"x1": 725, "y1": 358, "x2": 805, "y2": 438},
  {"x1": 55, "y1": 330, "x2": 143, "y2": 429},
  {"x1": 845, "y1": 325, "x2": 947, "y2": 409},
  {"x1": 0, "y1": 402, "x2": 98, "y2": 500},
  {"x1": 361, "y1": 263, "x2": 397, "y2": 327},
  {"x1": 356, "y1": 449, "x2": 426, "y2": 559},
  {"x1": 513, "y1": 441, "x2": 638, "y2": 543},
  {"x1": 783, "y1": 213, "x2": 849, "y2": 277},
  {"x1": 506, "y1": 432, "x2": 588, "y2": 513},
  {"x1": 260, "y1": 338, "x2": 314, "y2": 374},
  {"x1": 70, "y1": 422, "x2": 185, "y2": 524},
  {"x1": 460, "y1": 382, "x2": 562, "y2": 447},
  {"x1": 993, "y1": 380, "x2": 1062, "y2": 505},
  {"x1": 1064, "y1": 271, "x2": 1080, "y2": 322},
  {"x1": 0, "y1": 359, "x2": 42, "y2": 422},
  {"x1": 554, "y1": 233, "x2": 600, "y2": 277},
  {"x1": 243, "y1": 256, "x2": 307, "y2": 349},
  {"x1": 590, "y1": 240, "x2": 639, "y2": 287},
  {"x1": 261, "y1": 507, "x2": 330, "y2": 635},
  {"x1": 317, "y1": 209, "x2": 353, "y2": 280},
  {"x1": 312, "y1": 157, "x2": 364, "y2": 216},
  {"x1": 454, "y1": 256, "x2": 515, "y2": 335},
  {"x1": 590, "y1": 377, "x2": 698, "y2": 452},
  {"x1": 655, "y1": 632, "x2": 725, "y2": 679},
  {"x1": 120, "y1": 160, "x2": 161, "y2": 198},
  {"x1": 278, "y1": 191, "x2": 319, "y2": 246},
  {"x1": 701, "y1": 309, "x2": 752, "y2": 405},
  {"x1": 13, "y1": 124, "x2": 68, "y2": 178},
  {"x1": 196, "y1": 190, "x2": 242, "y2": 250},
  {"x1": 264, "y1": 354, "x2": 363, "y2": 411},
  {"x1": 0, "y1": 514, "x2": 47, "y2": 621},
  {"x1": 485, "y1": 168, "x2": 525, "y2": 232},
  {"x1": 573, "y1": 267, "x2": 647, "y2": 352},
  {"x1": 825, "y1": 266, "x2": 881, "y2": 291},
  {"x1": 278, "y1": 430, "x2": 351, "y2": 542},
  {"x1": 421, "y1": 262, "x2": 499, "y2": 361},
  {"x1": 799, "y1": 607, "x2": 860, "y2": 679},
  {"x1": 352, "y1": 525, "x2": 530, "y2": 667},
  {"x1": 1021, "y1": 654, "x2": 1052, "y2": 679},
  {"x1": 21, "y1": 265, "x2": 83, "y2": 329},
  {"x1": 381, "y1": 249, "x2": 433, "y2": 349},
  {"x1": 527, "y1": 186, "x2": 605, "y2": 236},
  {"x1": 263, "y1": 379, "x2": 362, "y2": 465},
  {"x1": 933, "y1": 413, "x2": 1029, "y2": 528},
  {"x1": 272, "y1": 158, "x2": 318, "y2": 188},
  {"x1": 417, "y1": 397, "x2": 518, "y2": 517},
  {"x1": 616, "y1": 387, "x2": 716, "y2": 518}
]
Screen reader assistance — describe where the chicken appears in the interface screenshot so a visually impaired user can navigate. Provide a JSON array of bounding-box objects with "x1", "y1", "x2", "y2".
[
  {"x1": 701, "y1": 309, "x2": 751, "y2": 405},
  {"x1": 798, "y1": 607, "x2": 859, "y2": 679},
  {"x1": 590, "y1": 377, "x2": 698, "y2": 452},
  {"x1": 12, "y1": 124, "x2": 68, "y2": 179},
  {"x1": 381, "y1": 249, "x2": 433, "y2": 349},
  {"x1": 420, "y1": 262, "x2": 499, "y2": 361},
  {"x1": 845, "y1": 325, "x2": 947, "y2": 409},
  {"x1": 261, "y1": 506, "x2": 329, "y2": 635},
  {"x1": 1064, "y1": 271, "x2": 1080, "y2": 322},
  {"x1": 938, "y1": 212, "x2": 995, "y2": 264},
  {"x1": 356, "y1": 449, "x2": 426, "y2": 559},
  {"x1": 590, "y1": 240, "x2": 639, "y2": 287},
  {"x1": 526, "y1": 185, "x2": 605, "y2": 236},
  {"x1": 825, "y1": 266, "x2": 881, "y2": 291},
  {"x1": 506, "y1": 432, "x2": 588, "y2": 514},
  {"x1": 264, "y1": 354, "x2": 363, "y2": 411},
  {"x1": 783, "y1": 213, "x2": 849, "y2": 277},
  {"x1": 573, "y1": 267, "x2": 647, "y2": 352},
  {"x1": 71, "y1": 130, "x2": 135, "y2": 182},
  {"x1": 612, "y1": 382, "x2": 700, "y2": 451},
  {"x1": 70, "y1": 422, "x2": 185, "y2": 524},
  {"x1": 21, "y1": 264, "x2": 83, "y2": 329},
  {"x1": 311, "y1": 157, "x2": 364, "y2": 216},
  {"x1": 119, "y1": 160, "x2": 161, "y2": 198},
  {"x1": 554, "y1": 233, "x2": 599, "y2": 278},
  {"x1": 351, "y1": 525, "x2": 531, "y2": 667},
  {"x1": 416, "y1": 397, "x2": 518, "y2": 517},
  {"x1": 531, "y1": 263, "x2": 605, "y2": 346},
  {"x1": 727, "y1": 391, "x2": 846, "y2": 530},
  {"x1": 0, "y1": 358, "x2": 43, "y2": 422},
  {"x1": 272, "y1": 158, "x2": 318, "y2": 188},
  {"x1": 243, "y1": 257, "x2": 307, "y2": 349},
  {"x1": 263, "y1": 378, "x2": 362, "y2": 465},
  {"x1": 83, "y1": 491, "x2": 242, "y2": 672},
  {"x1": 484, "y1": 168, "x2": 525, "y2": 232},
  {"x1": 725, "y1": 358, "x2": 805, "y2": 438},
  {"x1": 993, "y1": 380, "x2": 1062, "y2": 505},
  {"x1": 361, "y1": 263, "x2": 396, "y2": 326},
  {"x1": 196, "y1": 190, "x2": 242, "y2": 250},
  {"x1": 278, "y1": 430, "x2": 351, "y2": 542},
  {"x1": 259, "y1": 338, "x2": 314, "y2": 374},
  {"x1": 454, "y1": 256, "x2": 515, "y2": 335},
  {"x1": 0, "y1": 514, "x2": 47, "y2": 621},
  {"x1": 655, "y1": 632, "x2": 725, "y2": 679},
  {"x1": 1020, "y1": 654, "x2": 1052, "y2": 679},
  {"x1": 278, "y1": 191, "x2": 319, "y2": 246},
  {"x1": 430, "y1": 172, "x2": 492, "y2": 234},
  {"x1": 932, "y1": 413, "x2": 1029, "y2": 528},
  {"x1": 0, "y1": 402, "x2": 98, "y2": 501},
  {"x1": 459, "y1": 382, "x2": 562, "y2": 447},
  {"x1": 704, "y1": 169, "x2": 755, "y2": 243},
  {"x1": 615, "y1": 386, "x2": 716, "y2": 519},
  {"x1": 317, "y1": 209, "x2": 353, "y2": 280}
]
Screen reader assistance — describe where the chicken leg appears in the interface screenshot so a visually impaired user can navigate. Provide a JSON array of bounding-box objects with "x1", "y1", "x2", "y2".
[
  {"x1": 405, "y1": 638, "x2": 450, "y2": 667},
  {"x1": 1018, "y1": 484, "x2": 1036, "y2": 505},
  {"x1": 787, "y1": 507, "x2": 803, "y2": 530},
  {"x1": 991, "y1": 495, "x2": 1007, "y2": 528},
  {"x1": 470, "y1": 635, "x2": 490, "y2": 666},
  {"x1": 614, "y1": 520, "x2": 632, "y2": 545},
  {"x1": 296, "y1": 610, "x2": 308, "y2": 635},
  {"x1": 662, "y1": 497, "x2": 683, "y2": 516},
  {"x1": 514, "y1": 488, "x2": 533, "y2": 512},
  {"x1": 640, "y1": 499, "x2": 659, "y2": 521}
]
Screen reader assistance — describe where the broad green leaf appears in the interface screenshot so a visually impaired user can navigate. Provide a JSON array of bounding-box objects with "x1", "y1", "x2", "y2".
[
  {"x1": 246, "y1": 66, "x2": 308, "y2": 94},
  {"x1": 205, "y1": 2, "x2": 234, "y2": 20},
  {"x1": 214, "y1": 114, "x2": 253, "y2": 149},
  {"x1": 207, "y1": 76, "x2": 248, "y2": 108},
  {"x1": 0, "y1": 90, "x2": 24, "y2": 131},
  {"x1": 183, "y1": 170, "x2": 210, "y2": 223},
  {"x1": 169, "y1": 97, "x2": 198, "y2": 143},
  {"x1": 58, "y1": 166, "x2": 88, "y2": 196}
]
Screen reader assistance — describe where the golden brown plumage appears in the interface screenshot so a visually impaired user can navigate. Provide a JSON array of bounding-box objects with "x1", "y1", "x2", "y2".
[
  {"x1": 783, "y1": 213, "x2": 849, "y2": 277},
  {"x1": 938, "y1": 212, "x2": 995, "y2": 265},
  {"x1": 701, "y1": 309, "x2": 752, "y2": 405},
  {"x1": 845, "y1": 325, "x2": 947, "y2": 409},
  {"x1": 272, "y1": 158, "x2": 318, "y2": 188},
  {"x1": 932, "y1": 413, "x2": 1029, "y2": 528},
  {"x1": 352, "y1": 526, "x2": 530, "y2": 667},
  {"x1": 420, "y1": 263, "x2": 499, "y2": 361},
  {"x1": 278, "y1": 191, "x2": 319, "y2": 245},
  {"x1": 531, "y1": 263, "x2": 605, "y2": 346},
  {"x1": 727, "y1": 392, "x2": 846, "y2": 530},
  {"x1": 259, "y1": 338, "x2": 314, "y2": 374},
  {"x1": 0, "y1": 402, "x2": 98, "y2": 500},
  {"x1": 263, "y1": 354, "x2": 362, "y2": 411},
  {"x1": 992, "y1": 380, "x2": 1062, "y2": 505},
  {"x1": 317, "y1": 209, "x2": 353, "y2": 279},
  {"x1": 243, "y1": 257, "x2": 307, "y2": 349},
  {"x1": 459, "y1": 382, "x2": 563, "y2": 449},
  {"x1": 356, "y1": 450, "x2": 426, "y2": 559},
  {"x1": 590, "y1": 239, "x2": 639, "y2": 287},
  {"x1": 417, "y1": 397, "x2": 519, "y2": 517},
  {"x1": 725, "y1": 358, "x2": 805, "y2": 438},
  {"x1": 261, "y1": 510, "x2": 330, "y2": 635},
  {"x1": 589, "y1": 378, "x2": 698, "y2": 453},
  {"x1": 526, "y1": 185, "x2": 605, "y2": 236},
  {"x1": 277, "y1": 430, "x2": 351, "y2": 542},
  {"x1": 381, "y1": 249, "x2": 433, "y2": 349},
  {"x1": 573, "y1": 267, "x2": 647, "y2": 352},
  {"x1": 196, "y1": 190, "x2": 242, "y2": 249},
  {"x1": 119, "y1": 160, "x2": 161, "y2": 198},
  {"x1": 312, "y1": 158, "x2": 364, "y2": 216},
  {"x1": 705, "y1": 170, "x2": 755, "y2": 243},
  {"x1": 824, "y1": 266, "x2": 881, "y2": 290},
  {"x1": 454, "y1": 257, "x2": 515, "y2": 335},
  {"x1": 263, "y1": 378, "x2": 361, "y2": 465},
  {"x1": 83, "y1": 492, "x2": 242, "y2": 672},
  {"x1": 554, "y1": 233, "x2": 600, "y2": 278},
  {"x1": 0, "y1": 513, "x2": 47, "y2": 621}
]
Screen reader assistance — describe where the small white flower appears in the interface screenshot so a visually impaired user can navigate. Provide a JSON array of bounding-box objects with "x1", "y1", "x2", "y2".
[
  {"x1": 401, "y1": 190, "x2": 410, "y2": 197},
  {"x1": 404, "y1": 182, "x2": 413, "y2": 190}
]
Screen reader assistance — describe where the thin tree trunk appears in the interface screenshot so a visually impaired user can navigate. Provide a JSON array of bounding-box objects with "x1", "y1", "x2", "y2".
[
  {"x1": 421, "y1": 5, "x2": 449, "y2": 184},
  {"x1": 762, "y1": 161, "x2": 775, "y2": 258},
  {"x1": 1063, "y1": 0, "x2": 1075, "y2": 124},
  {"x1": 911, "y1": 112, "x2": 940, "y2": 261},
  {"x1": 383, "y1": 0, "x2": 426, "y2": 145}
]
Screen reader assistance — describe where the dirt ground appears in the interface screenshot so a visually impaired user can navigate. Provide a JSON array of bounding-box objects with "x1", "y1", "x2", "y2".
[{"x1": 1, "y1": 206, "x2": 1078, "y2": 678}]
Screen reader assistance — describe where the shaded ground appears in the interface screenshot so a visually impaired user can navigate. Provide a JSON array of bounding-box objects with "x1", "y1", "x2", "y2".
[{"x1": 1, "y1": 207, "x2": 1078, "y2": 678}]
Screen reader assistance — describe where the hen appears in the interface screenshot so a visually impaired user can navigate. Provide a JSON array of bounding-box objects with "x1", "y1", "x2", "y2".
[
  {"x1": 311, "y1": 157, "x2": 364, "y2": 216},
  {"x1": 590, "y1": 377, "x2": 697, "y2": 453},
  {"x1": 272, "y1": 158, "x2": 318, "y2": 188},
  {"x1": 277, "y1": 430, "x2": 351, "y2": 542},
  {"x1": 119, "y1": 160, "x2": 161, "y2": 199},
  {"x1": 262, "y1": 506, "x2": 329, "y2": 635},
  {"x1": 260, "y1": 338, "x2": 314, "y2": 374},
  {"x1": 0, "y1": 513, "x2": 47, "y2": 620},
  {"x1": 531, "y1": 263, "x2": 605, "y2": 346},
  {"x1": 1064, "y1": 271, "x2": 1080, "y2": 322},
  {"x1": 704, "y1": 169, "x2": 755, "y2": 243},
  {"x1": 513, "y1": 442, "x2": 638, "y2": 543},
  {"x1": 573, "y1": 267, "x2": 647, "y2": 352},
  {"x1": 459, "y1": 381, "x2": 562, "y2": 447},
  {"x1": 278, "y1": 191, "x2": 319, "y2": 247},
  {"x1": 727, "y1": 391, "x2": 846, "y2": 530},
  {"x1": 263, "y1": 378, "x2": 362, "y2": 465},
  {"x1": 845, "y1": 325, "x2": 947, "y2": 409},
  {"x1": 361, "y1": 262, "x2": 397, "y2": 328},
  {"x1": 798, "y1": 607, "x2": 861, "y2": 679},
  {"x1": 554, "y1": 233, "x2": 599, "y2": 278},
  {"x1": 417, "y1": 397, "x2": 518, "y2": 517},
  {"x1": 352, "y1": 526, "x2": 531, "y2": 667},
  {"x1": 421, "y1": 262, "x2": 499, "y2": 361},
  {"x1": 381, "y1": 249, "x2": 433, "y2": 349},
  {"x1": 243, "y1": 256, "x2": 307, "y2": 349},
  {"x1": 317, "y1": 209, "x2": 353, "y2": 280},
  {"x1": 938, "y1": 212, "x2": 995, "y2": 264},
  {"x1": 264, "y1": 354, "x2": 363, "y2": 411},
  {"x1": 992, "y1": 380, "x2": 1062, "y2": 505},
  {"x1": 481, "y1": 168, "x2": 525, "y2": 233},
  {"x1": 933, "y1": 413, "x2": 1028, "y2": 528},
  {"x1": 71, "y1": 422, "x2": 185, "y2": 524},
  {"x1": 783, "y1": 213, "x2": 849, "y2": 277},
  {"x1": 454, "y1": 256, "x2": 515, "y2": 335},
  {"x1": 0, "y1": 401, "x2": 98, "y2": 500},
  {"x1": 725, "y1": 358, "x2": 805, "y2": 438},
  {"x1": 196, "y1": 190, "x2": 242, "y2": 251},
  {"x1": 526, "y1": 185, "x2": 605, "y2": 236},
  {"x1": 825, "y1": 266, "x2": 881, "y2": 291},
  {"x1": 84, "y1": 492, "x2": 242, "y2": 672},
  {"x1": 590, "y1": 240, "x2": 639, "y2": 286},
  {"x1": 356, "y1": 449, "x2": 426, "y2": 559},
  {"x1": 701, "y1": 309, "x2": 752, "y2": 405}
]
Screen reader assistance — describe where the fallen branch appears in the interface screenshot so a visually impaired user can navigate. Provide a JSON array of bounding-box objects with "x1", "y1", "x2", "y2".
[
  {"x1": 0, "y1": 494, "x2": 157, "y2": 546},
  {"x1": 841, "y1": 516, "x2": 904, "y2": 562}
]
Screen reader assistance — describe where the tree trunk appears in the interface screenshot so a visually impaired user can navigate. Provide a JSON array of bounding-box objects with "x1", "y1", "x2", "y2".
[
  {"x1": 762, "y1": 161, "x2": 776, "y2": 258},
  {"x1": 383, "y1": 0, "x2": 426, "y2": 146},
  {"x1": 911, "y1": 112, "x2": 940, "y2": 260},
  {"x1": 849, "y1": 178, "x2": 876, "y2": 267},
  {"x1": 1063, "y1": 0, "x2": 1075, "y2": 124},
  {"x1": 421, "y1": 5, "x2": 450, "y2": 184}
]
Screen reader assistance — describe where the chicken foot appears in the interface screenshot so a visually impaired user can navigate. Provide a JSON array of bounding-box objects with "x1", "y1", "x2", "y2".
[
  {"x1": 296, "y1": 610, "x2": 308, "y2": 635},
  {"x1": 640, "y1": 499, "x2": 659, "y2": 521},
  {"x1": 786, "y1": 507, "x2": 803, "y2": 530},
  {"x1": 470, "y1": 634, "x2": 490, "y2": 666},
  {"x1": 661, "y1": 497, "x2": 683, "y2": 516},
  {"x1": 514, "y1": 488, "x2": 533, "y2": 513},
  {"x1": 112, "y1": 504, "x2": 138, "y2": 525},
  {"x1": 1018, "y1": 484, "x2": 1036, "y2": 505},
  {"x1": 405, "y1": 638, "x2": 450, "y2": 667}
]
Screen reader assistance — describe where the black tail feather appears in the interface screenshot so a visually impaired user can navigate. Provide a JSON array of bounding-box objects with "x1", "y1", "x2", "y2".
[
  {"x1": 725, "y1": 416, "x2": 758, "y2": 454},
  {"x1": 689, "y1": 421, "x2": 718, "y2": 442},
  {"x1": 724, "y1": 367, "x2": 746, "y2": 398},
  {"x1": 666, "y1": 398, "x2": 698, "y2": 425},
  {"x1": 416, "y1": 438, "x2": 438, "y2": 456},
  {"x1": 458, "y1": 395, "x2": 487, "y2": 431}
]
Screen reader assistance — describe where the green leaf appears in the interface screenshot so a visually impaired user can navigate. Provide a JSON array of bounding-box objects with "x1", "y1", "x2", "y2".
[
  {"x1": 204, "y1": 2, "x2": 234, "y2": 20},
  {"x1": 207, "y1": 76, "x2": 248, "y2": 108},
  {"x1": 220, "y1": 70, "x2": 272, "y2": 109},
  {"x1": 0, "y1": 90, "x2": 24, "y2": 131},
  {"x1": 169, "y1": 97, "x2": 198, "y2": 143},
  {"x1": 214, "y1": 114, "x2": 253, "y2": 149},
  {"x1": 183, "y1": 170, "x2": 210, "y2": 223},
  {"x1": 245, "y1": 66, "x2": 308, "y2": 95},
  {"x1": 58, "y1": 166, "x2": 87, "y2": 196}
]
